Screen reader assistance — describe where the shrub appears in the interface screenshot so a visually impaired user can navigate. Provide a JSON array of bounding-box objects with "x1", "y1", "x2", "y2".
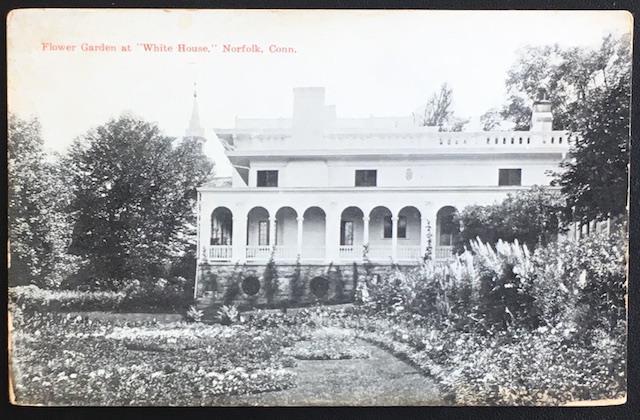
[
  {"x1": 222, "y1": 263, "x2": 242, "y2": 305},
  {"x1": 263, "y1": 249, "x2": 279, "y2": 305},
  {"x1": 218, "y1": 304, "x2": 239, "y2": 325},
  {"x1": 289, "y1": 256, "x2": 305, "y2": 303},
  {"x1": 527, "y1": 230, "x2": 626, "y2": 335},
  {"x1": 185, "y1": 305, "x2": 204, "y2": 323},
  {"x1": 119, "y1": 276, "x2": 192, "y2": 312},
  {"x1": 454, "y1": 186, "x2": 566, "y2": 253},
  {"x1": 9, "y1": 285, "x2": 124, "y2": 312}
]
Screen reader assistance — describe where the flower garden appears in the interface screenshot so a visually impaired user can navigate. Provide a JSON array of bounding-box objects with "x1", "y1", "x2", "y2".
[{"x1": 9, "y1": 231, "x2": 627, "y2": 406}]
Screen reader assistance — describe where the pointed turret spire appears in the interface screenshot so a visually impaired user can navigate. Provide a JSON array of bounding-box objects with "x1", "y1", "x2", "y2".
[{"x1": 186, "y1": 82, "x2": 205, "y2": 138}]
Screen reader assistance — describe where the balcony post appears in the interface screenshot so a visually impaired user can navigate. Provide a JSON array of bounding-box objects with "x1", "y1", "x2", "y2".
[
  {"x1": 391, "y1": 215, "x2": 398, "y2": 262},
  {"x1": 296, "y1": 216, "x2": 304, "y2": 258}
]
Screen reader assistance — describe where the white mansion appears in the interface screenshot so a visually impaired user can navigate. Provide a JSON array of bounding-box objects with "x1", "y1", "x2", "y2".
[{"x1": 195, "y1": 87, "x2": 570, "y2": 267}]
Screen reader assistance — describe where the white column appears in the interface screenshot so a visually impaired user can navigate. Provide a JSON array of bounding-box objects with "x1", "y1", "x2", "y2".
[
  {"x1": 269, "y1": 216, "x2": 277, "y2": 247},
  {"x1": 231, "y1": 208, "x2": 246, "y2": 263},
  {"x1": 201, "y1": 205, "x2": 212, "y2": 261},
  {"x1": 296, "y1": 216, "x2": 304, "y2": 258},
  {"x1": 420, "y1": 213, "x2": 427, "y2": 262},
  {"x1": 363, "y1": 216, "x2": 370, "y2": 245},
  {"x1": 391, "y1": 215, "x2": 398, "y2": 262}
]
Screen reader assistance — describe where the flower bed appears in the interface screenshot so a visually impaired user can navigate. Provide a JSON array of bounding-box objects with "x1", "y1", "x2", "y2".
[
  {"x1": 284, "y1": 327, "x2": 370, "y2": 360},
  {"x1": 339, "y1": 309, "x2": 626, "y2": 405},
  {"x1": 10, "y1": 311, "x2": 297, "y2": 405}
]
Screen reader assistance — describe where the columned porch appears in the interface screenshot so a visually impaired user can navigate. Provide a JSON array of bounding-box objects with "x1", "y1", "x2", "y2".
[{"x1": 203, "y1": 200, "x2": 461, "y2": 265}]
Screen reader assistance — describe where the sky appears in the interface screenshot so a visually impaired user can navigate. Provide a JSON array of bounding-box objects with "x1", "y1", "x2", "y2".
[{"x1": 7, "y1": 9, "x2": 632, "y2": 176}]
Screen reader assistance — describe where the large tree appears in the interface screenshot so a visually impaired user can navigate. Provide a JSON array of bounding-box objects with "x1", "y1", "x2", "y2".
[
  {"x1": 413, "y1": 83, "x2": 469, "y2": 131},
  {"x1": 554, "y1": 36, "x2": 631, "y2": 221},
  {"x1": 8, "y1": 114, "x2": 75, "y2": 287},
  {"x1": 500, "y1": 34, "x2": 629, "y2": 131},
  {"x1": 500, "y1": 33, "x2": 631, "y2": 221},
  {"x1": 65, "y1": 115, "x2": 213, "y2": 283}
]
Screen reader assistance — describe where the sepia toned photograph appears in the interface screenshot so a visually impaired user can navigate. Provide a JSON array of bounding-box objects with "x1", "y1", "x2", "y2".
[{"x1": 7, "y1": 9, "x2": 631, "y2": 406}]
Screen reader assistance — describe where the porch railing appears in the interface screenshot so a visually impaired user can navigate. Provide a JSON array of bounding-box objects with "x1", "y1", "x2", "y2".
[
  {"x1": 338, "y1": 245, "x2": 361, "y2": 261},
  {"x1": 246, "y1": 245, "x2": 272, "y2": 261},
  {"x1": 208, "y1": 245, "x2": 233, "y2": 261},
  {"x1": 367, "y1": 245, "x2": 393, "y2": 262},
  {"x1": 274, "y1": 245, "x2": 297, "y2": 262},
  {"x1": 435, "y1": 245, "x2": 455, "y2": 260},
  {"x1": 397, "y1": 245, "x2": 422, "y2": 261},
  {"x1": 302, "y1": 246, "x2": 325, "y2": 262}
]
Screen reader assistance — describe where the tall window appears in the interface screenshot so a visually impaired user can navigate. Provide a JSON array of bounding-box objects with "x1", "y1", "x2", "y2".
[
  {"x1": 258, "y1": 220, "x2": 269, "y2": 245},
  {"x1": 257, "y1": 170, "x2": 278, "y2": 187},
  {"x1": 340, "y1": 221, "x2": 354, "y2": 246},
  {"x1": 355, "y1": 170, "x2": 377, "y2": 187},
  {"x1": 397, "y1": 216, "x2": 407, "y2": 239},
  {"x1": 383, "y1": 216, "x2": 407, "y2": 239},
  {"x1": 498, "y1": 168, "x2": 522, "y2": 186}
]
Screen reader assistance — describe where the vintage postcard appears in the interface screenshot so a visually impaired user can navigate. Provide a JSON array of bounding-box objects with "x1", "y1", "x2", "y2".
[{"x1": 7, "y1": 9, "x2": 631, "y2": 406}]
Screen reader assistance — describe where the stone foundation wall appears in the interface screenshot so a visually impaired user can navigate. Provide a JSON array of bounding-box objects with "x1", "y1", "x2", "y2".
[{"x1": 195, "y1": 262, "x2": 412, "y2": 313}]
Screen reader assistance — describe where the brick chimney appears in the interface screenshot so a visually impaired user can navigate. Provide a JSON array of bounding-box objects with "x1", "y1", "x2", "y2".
[{"x1": 530, "y1": 88, "x2": 553, "y2": 131}]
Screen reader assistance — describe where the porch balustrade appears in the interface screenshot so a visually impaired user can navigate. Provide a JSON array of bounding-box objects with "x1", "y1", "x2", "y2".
[
  {"x1": 367, "y1": 245, "x2": 394, "y2": 262},
  {"x1": 208, "y1": 245, "x2": 233, "y2": 261},
  {"x1": 301, "y1": 246, "x2": 325, "y2": 262},
  {"x1": 204, "y1": 243, "x2": 453, "y2": 264},
  {"x1": 338, "y1": 245, "x2": 360, "y2": 261},
  {"x1": 245, "y1": 245, "x2": 272, "y2": 261},
  {"x1": 397, "y1": 245, "x2": 422, "y2": 261},
  {"x1": 274, "y1": 245, "x2": 298, "y2": 262},
  {"x1": 435, "y1": 245, "x2": 455, "y2": 260}
]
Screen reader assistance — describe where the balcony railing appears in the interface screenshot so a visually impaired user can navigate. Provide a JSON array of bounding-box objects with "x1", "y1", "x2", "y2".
[
  {"x1": 208, "y1": 245, "x2": 233, "y2": 261},
  {"x1": 435, "y1": 245, "x2": 455, "y2": 260}
]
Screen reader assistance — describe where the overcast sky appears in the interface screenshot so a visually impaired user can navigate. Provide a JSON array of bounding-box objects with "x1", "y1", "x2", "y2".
[{"x1": 7, "y1": 9, "x2": 632, "y2": 176}]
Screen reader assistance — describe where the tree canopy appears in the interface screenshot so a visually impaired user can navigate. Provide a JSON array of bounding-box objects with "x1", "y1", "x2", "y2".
[
  {"x1": 65, "y1": 115, "x2": 213, "y2": 282},
  {"x1": 500, "y1": 34, "x2": 631, "y2": 131},
  {"x1": 413, "y1": 83, "x2": 469, "y2": 131},
  {"x1": 552, "y1": 34, "x2": 631, "y2": 221},
  {"x1": 8, "y1": 114, "x2": 76, "y2": 287}
]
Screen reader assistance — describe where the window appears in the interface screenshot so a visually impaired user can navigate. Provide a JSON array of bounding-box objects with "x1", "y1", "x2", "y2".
[
  {"x1": 355, "y1": 170, "x2": 377, "y2": 187},
  {"x1": 382, "y1": 215, "x2": 406, "y2": 238},
  {"x1": 498, "y1": 168, "x2": 522, "y2": 186},
  {"x1": 397, "y1": 216, "x2": 407, "y2": 239},
  {"x1": 383, "y1": 216, "x2": 393, "y2": 238},
  {"x1": 257, "y1": 170, "x2": 278, "y2": 187},
  {"x1": 258, "y1": 220, "x2": 269, "y2": 245},
  {"x1": 340, "y1": 221, "x2": 354, "y2": 246}
]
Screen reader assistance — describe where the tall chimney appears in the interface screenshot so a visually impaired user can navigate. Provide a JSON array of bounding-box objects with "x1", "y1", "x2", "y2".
[
  {"x1": 530, "y1": 88, "x2": 553, "y2": 131},
  {"x1": 292, "y1": 87, "x2": 326, "y2": 143}
]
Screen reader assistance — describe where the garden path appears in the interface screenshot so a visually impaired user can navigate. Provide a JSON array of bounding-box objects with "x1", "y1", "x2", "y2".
[{"x1": 218, "y1": 338, "x2": 443, "y2": 406}]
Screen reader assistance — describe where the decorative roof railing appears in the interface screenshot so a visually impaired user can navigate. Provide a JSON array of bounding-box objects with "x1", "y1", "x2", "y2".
[{"x1": 218, "y1": 130, "x2": 573, "y2": 153}]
